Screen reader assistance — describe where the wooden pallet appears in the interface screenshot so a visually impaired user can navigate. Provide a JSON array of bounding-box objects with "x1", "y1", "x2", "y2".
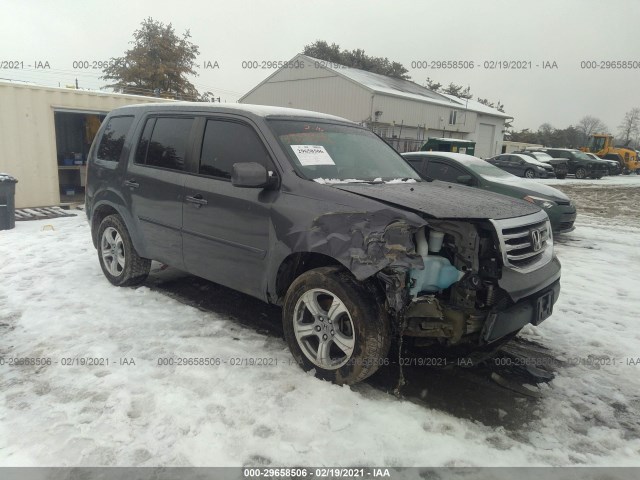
[{"x1": 14, "y1": 207, "x2": 77, "y2": 221}]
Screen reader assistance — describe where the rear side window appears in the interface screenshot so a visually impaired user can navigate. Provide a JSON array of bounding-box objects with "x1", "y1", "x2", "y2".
[
  {"x1": 135, "y1": 117, "x2": 194, "y2": 171},
  {"x1": 425, "y1": 160, "x2": 465, "y2": 183},
  {"x1": 96, "y1": 116, "x2": 134, "y2": 162},
  {"x1": 199, "y1": 120, "x2": 270, "y2": 179}
]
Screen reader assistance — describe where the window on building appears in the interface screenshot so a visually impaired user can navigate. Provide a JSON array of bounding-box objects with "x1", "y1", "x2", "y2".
[
  {"x1": 199, "y1": 120, "x2": 271, "y2": 179},
  {"x1": 448, "y1": 110, "x2": 457, "y2": 125},
  {"x1": 96, "y1": 116, "x2": 134, "y2": 162}
]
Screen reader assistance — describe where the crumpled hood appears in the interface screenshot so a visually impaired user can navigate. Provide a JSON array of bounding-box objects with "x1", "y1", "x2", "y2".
[{"x1": 334, "y1": 181, "x2": 541, "y2": 220}]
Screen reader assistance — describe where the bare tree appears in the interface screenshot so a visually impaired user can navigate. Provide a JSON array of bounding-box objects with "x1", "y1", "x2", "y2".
[
  {"x1": 576, "y1": 115, "x2": 608, "y2": 144},
  {"x1": 618, "y1": 108, "x2": 640, "y2": 144}
]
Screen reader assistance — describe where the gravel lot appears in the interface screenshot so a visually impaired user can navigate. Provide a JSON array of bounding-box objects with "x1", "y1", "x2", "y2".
[{"x1": 540, "y1": 176, "x2": 640, "y2": 222}]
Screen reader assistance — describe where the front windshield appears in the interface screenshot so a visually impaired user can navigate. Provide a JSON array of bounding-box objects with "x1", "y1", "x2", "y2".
[
  {"x1": 268, "y1": 120, "x2": 421, "y2": 183},
  {"x1": 453, "y1": 155, "x2": 515, "y2": 179}
]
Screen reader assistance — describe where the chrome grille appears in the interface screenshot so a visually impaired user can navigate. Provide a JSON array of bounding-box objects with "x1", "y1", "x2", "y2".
[
  {"x1": 502, "y1": 221, "x2": 549, "y2": 266},
  {"x1": 490, "y1": 211, "x2": 554, "y2": 273}
]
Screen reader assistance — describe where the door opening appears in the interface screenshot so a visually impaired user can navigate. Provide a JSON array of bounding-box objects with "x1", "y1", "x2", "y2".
[{"x1": 54, "y1": 111, "x2": 106, "y2": 205}]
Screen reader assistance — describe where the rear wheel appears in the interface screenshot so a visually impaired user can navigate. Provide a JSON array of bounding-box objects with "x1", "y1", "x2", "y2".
[
  {"x1": 524, "y1": 168, "x2": 535, "y2": 179},
  {"x1": 575, "y1": 167, "x2": 587, "y2": 179},
  {"x1": 97, "y1": 214, "x2": 151, "y2": 286},
  {"x1": 283, "y1": 266, "x2": 390, "y2": 385}
]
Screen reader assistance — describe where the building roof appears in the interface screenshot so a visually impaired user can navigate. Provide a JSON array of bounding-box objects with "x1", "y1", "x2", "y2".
[
  {"x1": 296, "y1": 55, "x2": 511, "y2": 119},
  {"x1": 0, "y1": 80, "x2": 173, "y2": 102}
]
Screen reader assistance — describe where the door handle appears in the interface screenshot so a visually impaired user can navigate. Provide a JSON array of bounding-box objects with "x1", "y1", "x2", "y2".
[
  {"x1": 124, "y1": 179, "x2": 139, "y2": 189},
  {"x1": 185, "y1": 194, "x2": 208, "y2": 207}
]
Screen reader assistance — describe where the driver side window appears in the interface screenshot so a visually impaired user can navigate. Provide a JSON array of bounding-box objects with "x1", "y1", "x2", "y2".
[{"x1": 199, "y1": 120, "x2": 271, "y2": 180}]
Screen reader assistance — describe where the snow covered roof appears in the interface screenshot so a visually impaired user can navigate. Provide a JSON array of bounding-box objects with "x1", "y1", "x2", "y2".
[{"x1": 298, "y1": 55, "x2": 511, "y2": 119}]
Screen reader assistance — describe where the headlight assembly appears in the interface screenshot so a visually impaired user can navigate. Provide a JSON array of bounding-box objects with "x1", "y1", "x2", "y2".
[{"x1": 524, "y1": 195, "x2": 556, "y2": 209}]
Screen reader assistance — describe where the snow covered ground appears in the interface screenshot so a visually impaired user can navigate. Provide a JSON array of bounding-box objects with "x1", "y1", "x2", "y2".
[
  {"x1": 1, "y1": 208, "x2": 639, "y2": 467},
  {"x1": 538, "y1": 175, "x2": 640, "y2": 187}
]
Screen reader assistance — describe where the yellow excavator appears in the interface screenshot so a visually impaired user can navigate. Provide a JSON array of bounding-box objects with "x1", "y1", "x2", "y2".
[{"x1": 581, "y1": 134, "x2": 639, "y2": 174}]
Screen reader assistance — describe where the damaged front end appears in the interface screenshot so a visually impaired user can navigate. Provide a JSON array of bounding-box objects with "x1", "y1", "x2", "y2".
[
  {"x1": 294, "y1": 207, "x2": 559, "y2": 349},
  {"x1": 374, "y1": 212, "x2": 560, "y2": 348},
  {"x1": 375, "y1": 219, "x2": 506, "y2": 347}
]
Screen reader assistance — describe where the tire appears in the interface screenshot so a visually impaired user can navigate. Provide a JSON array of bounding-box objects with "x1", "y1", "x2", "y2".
[
  {"x1": 556, "y1": 174, "x2": 567, "y2": 179},
  {"x1": 97, "y1": 214, "x2": 151, "y2": 286},
  {"x1": 575, "y1": 167, "x2": 587, "y2": 179},
  {"x1": 524, "y1": 168, "x2": 535, "y2": 179},
  {"x1": 283, "y1": 266, "x2": 390, "y2": 385}
]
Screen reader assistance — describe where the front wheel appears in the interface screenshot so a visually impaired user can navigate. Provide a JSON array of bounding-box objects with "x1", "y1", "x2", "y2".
[
  {"x1": 283, "y1": 267, "x2": 390, "y2": 385},
  {"x1": 524, "y1": 168, "x2": 535, "y2": 179},
  {"x1": 556, "y1": 174, "x2": 567, "y2": 179},
  {"x1": 97, "y1": 214, "x2": 151, "y2": 286},
  {"x1": 575, "y1": 167, "x2": 587, "y2": 179}
]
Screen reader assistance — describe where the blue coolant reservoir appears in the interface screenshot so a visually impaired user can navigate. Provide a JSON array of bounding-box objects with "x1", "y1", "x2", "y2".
[{"x1": 409, "y1": 256, "x2": 463, "y2": 296}]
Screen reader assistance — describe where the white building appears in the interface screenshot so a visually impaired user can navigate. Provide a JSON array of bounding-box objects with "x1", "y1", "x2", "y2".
[
  {"x1": 0, "y1": 81, "x2": 169, "y2": 208},
  {"x1": 501, "y1": 140, "x2": 544, "y2": 153},
  {"x1": 240, "y1": 54, "x2": 512, "y2": 157}
]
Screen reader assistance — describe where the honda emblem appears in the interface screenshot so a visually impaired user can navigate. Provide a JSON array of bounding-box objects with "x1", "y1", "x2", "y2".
[{"x1": 530, "y1": 229, "x2": 543, "y2": 251}]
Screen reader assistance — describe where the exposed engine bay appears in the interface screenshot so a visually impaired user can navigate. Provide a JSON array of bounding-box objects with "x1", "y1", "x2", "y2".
[{"x1": 376, "y1": 215, "x2": 557, "y2": 348}]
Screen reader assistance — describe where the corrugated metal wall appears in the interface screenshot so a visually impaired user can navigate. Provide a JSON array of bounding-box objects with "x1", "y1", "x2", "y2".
[
  {"x1": 0, "y1": 82, "x2": 168, "y2": 208},
  {"x1": 241, "y1": 57, "x2": 484, "y2": 137},
  {"x1": 371, "y1": 95, "x2": 477, "y2": 134},
  {"x1": 242, "y1": 58, "x2": 506, "y2": 158},
  {"x1": 242, "y1": 70, "x2": 373, "y2": 122}
]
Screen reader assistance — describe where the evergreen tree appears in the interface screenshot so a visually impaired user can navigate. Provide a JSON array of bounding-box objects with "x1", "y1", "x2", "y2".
[
  {"x1": 102, "y1": 17, "x2": 200, "y2": 99},
  {"x1": 303, "y1": 41, "x2": 410, "y2": 80}
]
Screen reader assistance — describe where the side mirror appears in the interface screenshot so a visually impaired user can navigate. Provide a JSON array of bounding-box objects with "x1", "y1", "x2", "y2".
[
  {"x1": 231, "y1": 162, "x2": 270, "y2": 188},
  {"x1": 456, "y1": 175, "x2": 474, "y2": 185}
]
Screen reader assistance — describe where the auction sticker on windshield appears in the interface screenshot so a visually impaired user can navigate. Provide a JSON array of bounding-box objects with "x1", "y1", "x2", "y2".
[{"x1": 290, "y1": 145, "x2": 335, "y2": 166}]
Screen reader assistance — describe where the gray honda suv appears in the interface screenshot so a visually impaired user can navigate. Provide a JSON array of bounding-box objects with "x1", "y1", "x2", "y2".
[{"x1": 86, "y1": 103, "x2": 561, "y2": 385}]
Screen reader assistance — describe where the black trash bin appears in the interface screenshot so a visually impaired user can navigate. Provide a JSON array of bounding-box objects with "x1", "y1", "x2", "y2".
[{"x1": 0, "y1": 173, "x2": 18, "y2": 231}]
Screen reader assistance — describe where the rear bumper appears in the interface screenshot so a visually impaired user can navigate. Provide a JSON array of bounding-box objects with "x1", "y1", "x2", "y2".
[{"x1": 482, "y1": 279, "x2": 561, "y2": 343}]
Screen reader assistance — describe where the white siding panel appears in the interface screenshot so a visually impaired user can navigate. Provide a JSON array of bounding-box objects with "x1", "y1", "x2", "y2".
[
  {"x1": 466, "y1": 114, "x2": 505, "y2": 158},
  {"x1": 0, "y1": 82, "x2": 168, "y2": 208},
  {"x1": 373, "y1": 95, "x2": 477, "y2": 133},
  {"x1": 242, "y1": 75, "x2": 372, "y2": 122},
  {"x1": 475, "y1": 123, "x2": 496, "y2": 158}
]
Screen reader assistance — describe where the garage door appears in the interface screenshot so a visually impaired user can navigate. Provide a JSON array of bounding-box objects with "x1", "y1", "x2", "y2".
[{"x1": 476, "y1": 123, "x2": 496, "y2": 158}]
